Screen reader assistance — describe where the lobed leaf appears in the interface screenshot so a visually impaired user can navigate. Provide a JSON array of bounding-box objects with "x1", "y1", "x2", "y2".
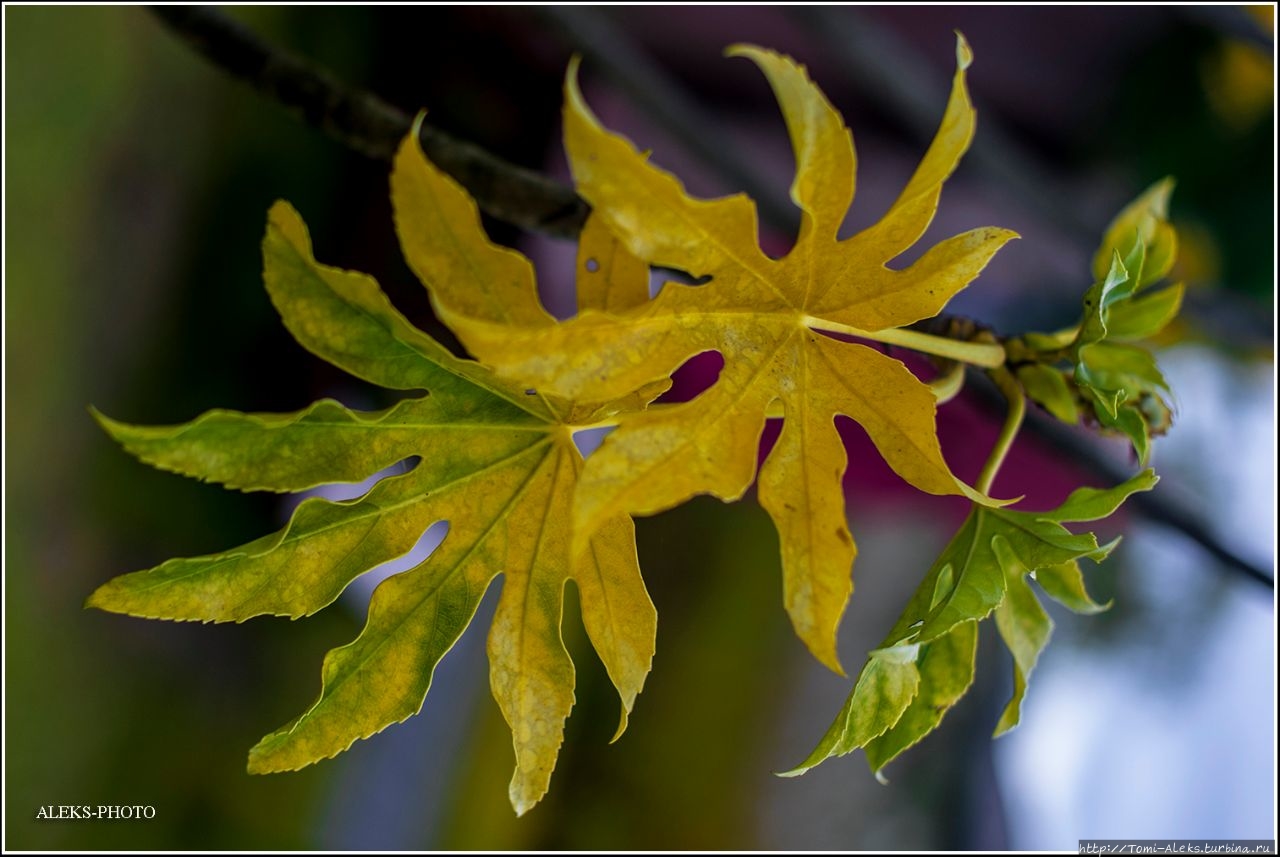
[
  {"x1": 991, "y1": 538, "x2": 1052, "y2": 736},
  {"x1": 780, "y1": 645, "x2": 921, "y2": 777},
  {"x1": 1091, "y1": 177, "x2": 1178, "y2": 288},
  {"x1": 91, "y1": 202, "x2": 659, "y2": 815},
  {"x1": 788, "y1": 469, "x2": 1155, "y2": 775},
  {"x1": 863, "y1": 621, "x2": 978, "y2": 773},
  {"x1": 417, "y1": 35, "x2": 1015, "y2": 673}
]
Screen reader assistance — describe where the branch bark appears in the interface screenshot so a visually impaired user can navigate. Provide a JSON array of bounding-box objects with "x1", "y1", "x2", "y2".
[{"x1": 148, "y1": 5, "x2": 588, "y2": 238}]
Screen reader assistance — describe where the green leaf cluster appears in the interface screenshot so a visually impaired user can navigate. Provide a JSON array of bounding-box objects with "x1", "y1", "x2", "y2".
[
  {"x1": 1015, "y1": 180, "x2": 1182, "y2": 462},
  {"x1": 785, "y1": 470, "x2": 1155, "y2": 776}
]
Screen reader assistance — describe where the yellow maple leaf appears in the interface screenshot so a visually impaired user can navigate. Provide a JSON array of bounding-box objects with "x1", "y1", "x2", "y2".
[{"x1": 394, "y1": 36, "x2": 1015, "y2": 675}]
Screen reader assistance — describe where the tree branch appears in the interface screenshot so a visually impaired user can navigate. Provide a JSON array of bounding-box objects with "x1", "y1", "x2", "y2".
[
  {"x1": 147, "y1": 6, "x2": 1272, "y2": 591},
  {"x1": 147, "y1": 5, "x2": 588, "y2": 238}
]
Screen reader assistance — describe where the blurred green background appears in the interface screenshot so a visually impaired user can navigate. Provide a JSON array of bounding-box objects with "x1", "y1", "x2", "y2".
[{"x1": 4, "y1": 5, "x2": 1273, "y2": 850}]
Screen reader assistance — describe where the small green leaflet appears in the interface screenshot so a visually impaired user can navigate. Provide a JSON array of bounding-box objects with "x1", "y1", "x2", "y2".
[
  {"x1": 1091, "y1": 177, "x2": 1178, "y2": 289},
  {"x1": 1019, "y1": 179, "x2": 1182, "y2": 462},
  {"x1": 89, "y1": 201, "x2": 660, "y2": 816},
  {"x1": 1071, "y1": 242, "x2": 1179, "y2": 463},
  {"x1": 784, "y1": 469, "x2": 1156, "y2": 777}
]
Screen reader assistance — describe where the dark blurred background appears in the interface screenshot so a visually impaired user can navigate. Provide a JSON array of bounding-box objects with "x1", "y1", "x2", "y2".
[{"x1": 4, "y1": 5, "x2": 1274, "y2": 850}]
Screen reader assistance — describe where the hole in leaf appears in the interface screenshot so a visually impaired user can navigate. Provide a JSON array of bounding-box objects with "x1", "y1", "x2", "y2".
[
  {"x1": 584, "y1": 257, "x2": 600, "y2": 273},
  {"x1": 283, "y1": 456, "x2": 421, "y2": 509},
  {"x1": 343, "y1": 520, "x2": 451, "y2": 613},
  {"x1": 650, "y1": 266, "x2": 711, "y2": 299},
  {"x1": 654, "y1": 350, "x2": 725, "y2": 404},
  {"x1": 573, "y1": 425, "x2": 616, "y2": 458},
  {"x1": 759, "y1": 414, "x2": 783, "y2": 465},
  {"x1": 277, "y1": 457, "x2": 444, "y2": 615}
]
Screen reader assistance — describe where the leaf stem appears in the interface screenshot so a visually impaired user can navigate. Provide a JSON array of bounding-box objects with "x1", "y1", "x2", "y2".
[
  {"x1": 928, "y1": 361, "x2": 966, "y2": 404},
  {"x1": 803, "y1": 317, "x2": 1006, "y2": 367},
  {"x1": 976, "y1": 367, "x2": 1026, "y2": 494}
]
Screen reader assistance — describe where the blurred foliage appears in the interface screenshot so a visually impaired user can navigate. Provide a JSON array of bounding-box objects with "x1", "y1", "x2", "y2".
[
  {"x1": 5, "y1": 6, "x2": 357, "y2": 849},
  {"x1": 1102, "y1": 14, "x2": 1273, "y2": 306}
]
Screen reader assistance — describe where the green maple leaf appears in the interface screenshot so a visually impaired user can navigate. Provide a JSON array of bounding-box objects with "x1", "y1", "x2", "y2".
[
  {"x1": 89, "y1": 202, "x2": 661, "y2": 816},
  {"x1": 785, "y1": 468, "x2": 1156, "y2": 776}
]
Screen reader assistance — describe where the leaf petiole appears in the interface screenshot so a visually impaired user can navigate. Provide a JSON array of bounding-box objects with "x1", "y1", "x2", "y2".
[
  {"x1": 803, "y1": 317, "x2": 1006, "y2": 368},
  {"x1": 928, "y1": 362, "x2": 966, "y2": 404},
  {"x1": 976, "y1": 367, "x2": 1026, "y2": 494}
]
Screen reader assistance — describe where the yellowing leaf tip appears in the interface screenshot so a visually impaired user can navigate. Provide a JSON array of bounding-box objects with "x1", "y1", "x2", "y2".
[
  {"x1": 267, "y1": 197, "x2": 298, "y2": 223},
  {"x1": 563, "y1": 53, "x2": 608, "y2": 141},
  {"x1": 83, "y1": 587, "x2": 108, "y2": 612},
  {"x1": 609, "y1": 708, "x2": 630, "y2": 745},
  {"x1": 954, "y1": 31, "x2": 973, "y2": 70},
  {"x1": 1145, "y1": 176, "x2": 1176, "y2": 216},
  {"x1": 723, "y1": 42, "x2": 779, "y2": 63},
  {"x1": 409, "y1": 109, "x2": 428, "y2": 142},
  {"x1": 959, "y1": 481, "x2": 1022, "y2": 509},
  {"x1": 266, "y1": 199, "x2": 308, "y2": 251},
  {"x1": 564, "y1": 53, "x2": 590, "y2": 119},
  {"x1": 725, "y1": 43, "x2": 820, "y2": 94}
]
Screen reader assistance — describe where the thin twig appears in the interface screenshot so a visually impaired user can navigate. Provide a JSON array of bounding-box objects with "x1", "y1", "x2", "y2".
[{"x1": 147, "y1": 5, "x2": 588, "y2": 238}]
